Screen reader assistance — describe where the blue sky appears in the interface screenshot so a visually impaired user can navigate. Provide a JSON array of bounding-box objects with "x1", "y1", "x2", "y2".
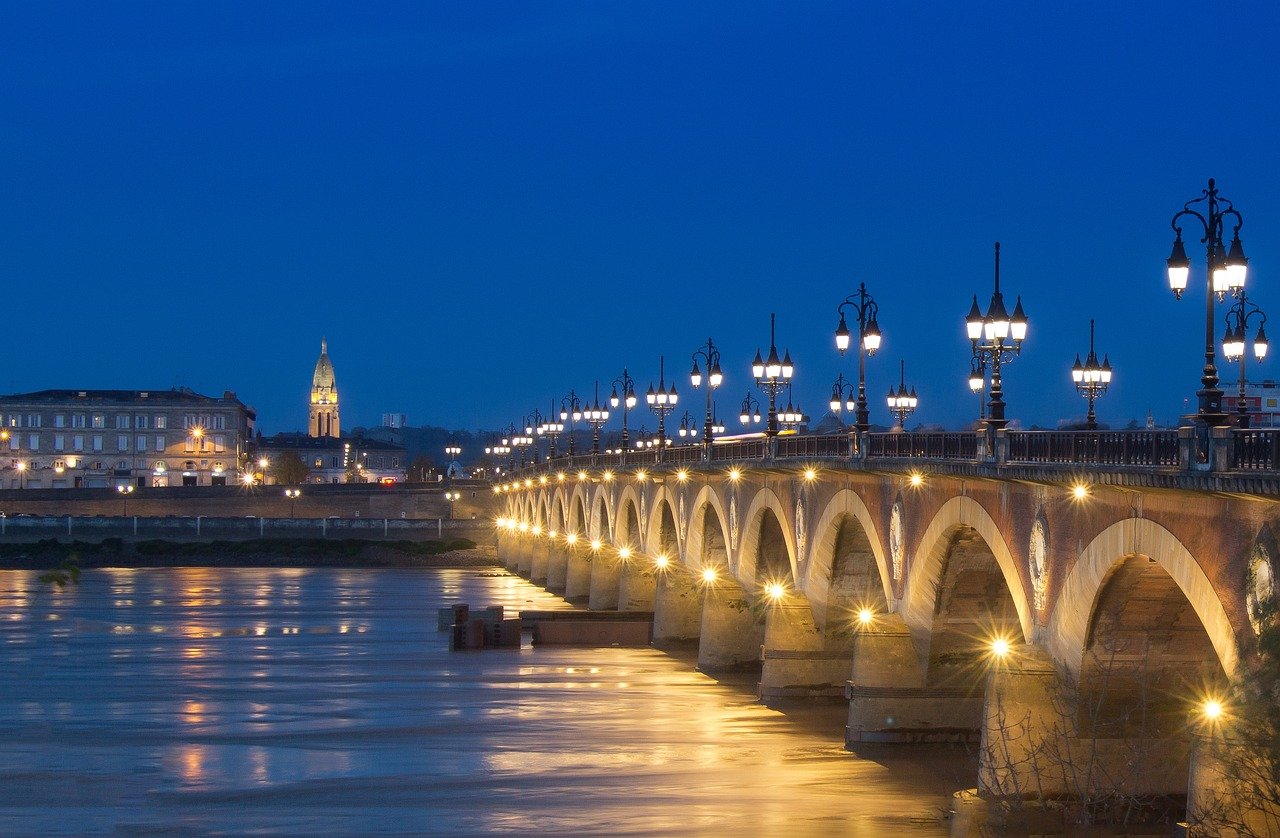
[{"x1": 3, "y1": 3, "x2": 1279, "y2": 434}]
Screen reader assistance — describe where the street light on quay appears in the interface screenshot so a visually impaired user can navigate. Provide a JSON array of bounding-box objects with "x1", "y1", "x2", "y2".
[
  {"x1": 965, "y1": 242, "x2": 1028, "y2": 431},
  {"x1": 834, "y1": 282, "x2": 883, "y2": 433},
  {"x1": 752, "y1": 313, "x2": 793, "y2": 438},
  {"x1": 739, "y1": 392, "x2": 763, "y2": 427},
  {"x1": 829, "y1": 372, "x2": 858, "y2": 420},
  {"x1": 284, "y1": 487, "x2": 301, "y2": 517},
  {"x1": 559, "y1": 390, "x2": 583, "y2": 456},
  {"x1": 444, "y1": 489, "x2": 460, "y2": 519},
  {"x1": 1071, "y1": 319, "x2": 1113, "y2": 431},
  {"x1": 1223, "y1": 290, "x2": 1269, "y2": 427},
  {"x1": 609, "y1": 369, "x2": 638, "y2": 454},
  {"x1": 582, "y1": 381, "x2": 610, "y2": 455},
  {"x1": 887, "y1": 360, "x2": 919, "y2": 432},
  {"x1": 690, "y1": 338, "x2": 724, "y2": 448},
  {"x1": 117, "y1": 484, "x2": 135, "y2": 516},
  {"x1": 777, "y1": 382, "x2": 806, "y2": 430},
  {"x1": 1166, "y1": 178, "x2": 1251, "y2": 426},
  {"x1": 645, "y1": 356, "x2": 678, "y2": 461}
]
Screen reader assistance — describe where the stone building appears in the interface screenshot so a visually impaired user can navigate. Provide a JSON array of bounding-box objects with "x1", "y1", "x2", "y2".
[
  {"x1": 256, "y1": 433, "x2": 406, "y2": 484},
  {"x1": 310, "y1": 338, "x2": 340, "y2": 438},
  {"x1": 0, "y1": 388, "x2": 256, "y2": 489}
]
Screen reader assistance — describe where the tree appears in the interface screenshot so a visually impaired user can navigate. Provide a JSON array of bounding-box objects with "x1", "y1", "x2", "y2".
[
  {"x1": 270, "y1": 451, "x2": 310, "y2": 485},
  {"x1": 408, "y1": 454, "x2": 437, "y2": 483}
]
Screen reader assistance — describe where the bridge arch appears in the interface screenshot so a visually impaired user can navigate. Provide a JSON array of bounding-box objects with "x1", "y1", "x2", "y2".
[
  {"x1": 568, "y1": 483, "x2": 590, "y2": 536},
  {"x1": 805, "y1": 488, "x2": 893, "y2": 629},
  {"x1": 589, "y1": 486, "x2": 613, "y2": 542},
  {"x1": 645, "y1": 485, "x2": 680, "y2": 560},
  {"x1": 685, "y1": 486, "x2": 732, "y2": 576},
  {"x1": 903, "y1": 495, "x2": 1033, "y2": 648},
  {"x1": 737, "y1": 487, "x2": 797, "y2": 588},
  {"x1": 1050, "y1": 517, "x2": 1239, "y2": 680},
  {"x1": 615, "y1": 486, "x2": 643, "y2": 549}
]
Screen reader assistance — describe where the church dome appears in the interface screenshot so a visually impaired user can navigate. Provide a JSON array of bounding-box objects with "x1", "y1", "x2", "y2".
[{"x1": 312, "y1": 338, "x2": 337, "y2": 392}]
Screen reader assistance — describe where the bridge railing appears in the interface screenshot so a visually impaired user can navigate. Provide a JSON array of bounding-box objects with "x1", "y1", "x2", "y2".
[
  {"x1": 774, "y1": 434, "x2": 851, "y2": 459},
  {"x1": 865, "y1": 432, "x2": 978, "y2": 459},
  {"x1": 1005, "y1": 430, "x2": 1180, "y2": 467},
  {"x1": 1231, "y1": 429, "x2": 1280, "y2": 470},
  {"x1": 709, "y1": 439, "x2": 767, "y2": 462}
]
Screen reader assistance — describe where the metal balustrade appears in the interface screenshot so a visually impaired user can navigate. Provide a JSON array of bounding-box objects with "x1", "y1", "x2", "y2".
[
  {"x1": 865, "y1": 432, "x2": 977, "y2": 459},
  {"x1": 505, "y1": 428, "x2": 1280, "y2": 479},
  {"x1": 774, "y1": 434, "x2": 851, "y2": 459},
  {"x1": 1232, "y1": 429, "x2": 1280, "y2": 470},
  {"x1": 1006, "y1": 430, "x2": 1179, "y2": 467}
]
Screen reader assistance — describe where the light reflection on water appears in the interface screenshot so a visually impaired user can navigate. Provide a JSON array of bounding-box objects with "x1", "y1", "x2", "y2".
[{"x1": 0, "y1": 566, "x2": 969, "y2": 835}]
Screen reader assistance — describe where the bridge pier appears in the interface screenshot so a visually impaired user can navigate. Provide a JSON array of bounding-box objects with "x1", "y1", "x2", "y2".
[
  {"x1": 563, "y1": 547, "x2": 592, "y2": 602},
  {"x1": 529, "y1": 539, "x2": 550, "y2": 584},
  {"x1": 758, "y1": 599, "x2": 852, "y2": 700},
  {"x1": 697, "y1": 583, "x2": 763, "y2": 672},
  {"x1": 842, "y1": 614, "x2": 981, "y2": 743},
  {"x1": 587, "y1": 555, "x2": 621, "y2": 610},
  {"x1": 545, "y1": 544, "x2": 568, "y2": 592},
  {"x1": 516, "y1": 538, "x2": 534, "y2": 577},
  {"x1": 652, "y1": 568, "x2": 702, "y2": 644},
  {"x1": 1186, "y1": 732, "x2": 1280, "y2": 836},
  {"x1": 617, "y1": 560, "x2": 656, "y2": 611}
]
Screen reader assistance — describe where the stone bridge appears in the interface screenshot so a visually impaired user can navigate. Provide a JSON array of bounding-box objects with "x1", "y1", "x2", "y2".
[{"x1": 493, "y1": 428, "x2": 1280, "y2": 822}]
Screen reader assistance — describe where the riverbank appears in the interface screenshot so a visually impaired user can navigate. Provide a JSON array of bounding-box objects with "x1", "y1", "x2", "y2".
[{"x1": 0, "y1": 537, "x2": 498, "y2": 569}]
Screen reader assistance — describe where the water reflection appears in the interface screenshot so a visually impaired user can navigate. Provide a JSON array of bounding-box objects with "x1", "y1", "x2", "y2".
[{"x1": 0, "y1": 566, "x2": 968, "y2": 835}]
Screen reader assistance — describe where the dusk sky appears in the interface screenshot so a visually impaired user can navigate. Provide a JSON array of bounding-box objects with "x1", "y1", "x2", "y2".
[{"x1": 3, "y1": 3, "x2": 1279, "y2": 436}]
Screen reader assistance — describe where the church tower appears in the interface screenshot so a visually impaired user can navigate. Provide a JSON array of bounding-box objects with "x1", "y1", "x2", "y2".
[{"x1": 309, "y1": 338, "x2": 340, "y2": 438}]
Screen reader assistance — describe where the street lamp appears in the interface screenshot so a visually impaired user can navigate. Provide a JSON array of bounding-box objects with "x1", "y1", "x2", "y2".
[
  {"x1": 485, "y1": 434, "x2": 512, "y2": 475},
  {"x1": 1222, "y1": 291, "x2": 1268, "y2": 427},
  {"x1": 444, "y1": 489, "x2": 461, "y2": 519},
  {"x1": 1166, "y1": 178, "x2": 1250, "y2": 426},
  {"x1": 609, "y1": 368, "x2": 638, "y2": 453},
  {"x1": 752, "y1": 313, "x2": 793, "y2": 437},
  {"x1": 690, "y1": 338, "x2": 724, "y2": 448},
  {"x1": 886, "y1": 360, "x2": 919, "y2": 431},
  {"x1": 1070, "y1": 319, "x2": 1113, "y2": 431},
  {"x1": 834, "y1": 282, "x2": 883, "y2": 433},
  {"x1": 15, "y1": 460, "x2": 26, "y2": 490},
  {"x1": 445, "y1": 443, "x2": 462, "y2": 462},
  {"x1": 117, "y1": 484, "x2": 135, "y2": 516},
  {"x1": 828, "y1": 372, "x2": 858, "y2": 420},
  {"x1": 677, "y1": 409, "x2": 700, "y2": 440},
  {"x1": 581, "y1": 381, "x2": 610, "y2": 455},
  {"x1": 965, "y1": 242, "x2": 1028, "y2": 431},
  {"x1": 646, "y1": 356, "x2": 678, "y2": 460},
  {"x1": 284, "y1": 487, "x2": 301, "y2": 517},
  {"x1": 535, "y1": 404, "x2": 564, "y2": 459},
  {"x1": 739, "y1": 392, "x2": 763, "y2": 427},
  {"x1": 560, "y1": 390, "x2": 583, "y2": 456},
  {"x1": 777, "y1": 382, "x2": 806, "y2": 430}
]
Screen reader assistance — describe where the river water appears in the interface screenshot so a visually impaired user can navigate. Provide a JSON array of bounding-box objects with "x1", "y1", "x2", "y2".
[{"x1": 0, "y1": 567, "x2": 973, "y2": 836}]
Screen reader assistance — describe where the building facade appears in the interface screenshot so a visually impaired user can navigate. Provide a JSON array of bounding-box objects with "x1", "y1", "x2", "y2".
[
  {"x1": 256, "y1": 433, "x2": 407, "y2": 484},
  {"x1": 310, "y1": 338, "x2": 340, "y2": 438},
  {"x1": 0, "y1": 388, "x2": 256, "y2": 489}
]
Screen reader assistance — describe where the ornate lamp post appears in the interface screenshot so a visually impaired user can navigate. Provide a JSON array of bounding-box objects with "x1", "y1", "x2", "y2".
[
  {"x1": 834, "y1": 282, "x2": 883, "y2": 433},
  {"x1": 559, "y1": 390, "x2": 582, "y2": 456},
  {"x1": 777, "y1": 382, "x2": 806, "y2": 430},
  {"x1": 739, "y1": 392, "x2": 763, "y2": 427},
  {"x1": 886, "y1": 360, "x2": 919, "y2": 431},
  {"x1": 609, "y1": 369, "x2": 638, "y2": 453},
  {"x1": 645, "y1": 356, "x2": 678, "y2": 461},
  {"x1": 444, "y1": 489, "x2": 460, "y2": 519},
  {"x1": 828, "y1": 372, "x2": 858, "y2": 421},
  {"x1": 1166, "y1": 178, "x2": 1251, "y2": 426},
  {"x1": 117, "y1": 484, "x2": 135, "y2": 516},
  {"x1": 690, "y1": 338, "x2": 723, "y2": 449},
  {"x1": 580, "y1": 381, "x2": 610, "y2": 455},
  {"x1": 444, "y1": 444, "x2": 461, "y2": 461},
  {"x1": 1222, "y1": 291, "x2": 1269, "y2": 427},
  {"x1": 752, "y1": 313, "x2": 793, "y2": 437},
  {"x1": 485, "y1": 432, "x2": 512, "y2": 475},
  {"x1": 1070, "y1": 320, "x2": 1113, "y2": 431},
  {"x1": 965, "y1": 242, "x2": 1028, "y2": 431},
  {"x1": 284, "y1": 487, "x2": 301, "y2": 517},
  {"x1": 677, "y1": 409, "x2": 700, "y2": 440}
]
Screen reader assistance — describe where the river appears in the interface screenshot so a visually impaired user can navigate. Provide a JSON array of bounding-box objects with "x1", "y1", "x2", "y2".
[{"x1": 0, "y1": 567, "x2": 973, "y2": 835}]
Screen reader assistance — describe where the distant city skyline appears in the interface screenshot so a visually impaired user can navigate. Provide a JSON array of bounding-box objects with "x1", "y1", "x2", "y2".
[{"x1": 3, "y1": 4, "x2": 1279, "y2": 433}]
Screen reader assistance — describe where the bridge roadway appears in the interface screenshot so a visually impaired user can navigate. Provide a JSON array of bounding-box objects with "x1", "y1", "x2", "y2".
[{"x1": 494, "y1": 427, "x2": 1280, "y2": 827}]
